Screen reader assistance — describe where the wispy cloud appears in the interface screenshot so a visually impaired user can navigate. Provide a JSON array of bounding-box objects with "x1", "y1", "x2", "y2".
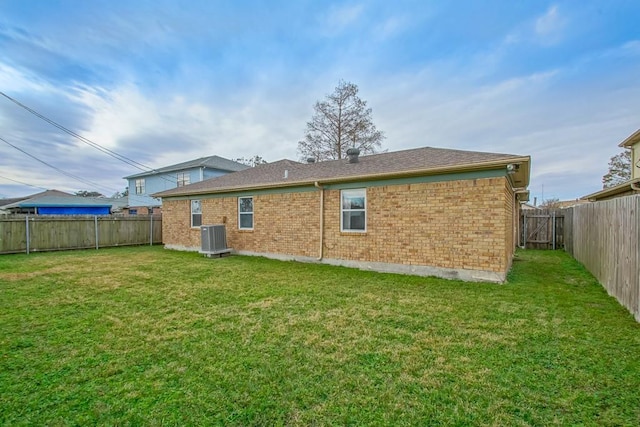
[
  {"x1": 534, "y1": 4, "x2": 566, "y2": 45},
  {"x1": 1, "y1": 1, "x2": 639, "y2": 201},
  {"x1": 322, "y1": 3, "x2": 365, "y2": 35}
]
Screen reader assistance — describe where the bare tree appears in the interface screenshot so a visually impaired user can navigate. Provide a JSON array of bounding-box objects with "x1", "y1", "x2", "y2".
[
  {"x1": 602, "y1": 150, "x2": 631, "y2": 188},
  {"x1": 233, "y1": 155, "x2": 268, "y2": 167},
  {"x1": 75, "y1": 190, "x2": 104, "y2": 198},
  {"x1": 298, "y1": 80, "x2": 385, "y2": 161},
  {"x1": 540, "y1": 197, "x2": 561, "y2": 208}
]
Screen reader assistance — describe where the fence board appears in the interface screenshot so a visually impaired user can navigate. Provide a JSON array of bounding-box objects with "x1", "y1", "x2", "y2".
[
  {"x1": 520, "y1": 208, "x2": 565, "y2": 249},
  {"x1": 0, "y1": 215, "x2": 162, "y2": 254},
  {"x1": 568, "y1": 195, "x2": 639, "y2": 322}
]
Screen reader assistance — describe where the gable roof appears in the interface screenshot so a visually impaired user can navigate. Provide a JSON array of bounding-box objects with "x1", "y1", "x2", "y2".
[
  {"x1": 154, "y1": 146, "x2": 530, "y2": 198},
  {"x1": 0, "y1": 197, "x2": 28, "y2": 208},
  {"x1": 124, "y1": 155, "x2": 249, "y2": 179},
  {"x1": 16, "y1": 196, "x2": 112, "y2": 208},
  {"x1": 0, "y1": 190, "x2": 72, "y2": 208},
  {"x1": 619, "y1": 129, "x2": 640, "y2": 148},
  {"x1": 0, "y1": 190, "x2": 112, "y2": 210}
]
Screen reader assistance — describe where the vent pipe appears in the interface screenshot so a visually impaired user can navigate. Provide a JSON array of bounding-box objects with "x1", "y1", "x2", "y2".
[
  {"x1": 307, "y1": 157, "x2": 316, "y2": 164},
  {"x1": 346, "y1": 148, "x2": 360, "y2": 163}
]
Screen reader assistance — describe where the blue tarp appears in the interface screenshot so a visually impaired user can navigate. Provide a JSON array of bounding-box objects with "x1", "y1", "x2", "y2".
[{"x1": 37, "y1": 206, "x2": 111, "y2": 215}]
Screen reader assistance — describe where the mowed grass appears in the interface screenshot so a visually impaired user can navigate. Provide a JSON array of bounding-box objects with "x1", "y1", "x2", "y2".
[{"x1": 1, "y1": 247, "x2": 639, "y2": 426}]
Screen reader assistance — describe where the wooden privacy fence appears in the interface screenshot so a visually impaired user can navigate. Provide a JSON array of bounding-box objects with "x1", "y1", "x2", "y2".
[
  {"x1": 520, "y1": 208, "x2": 565, "y2": 250},
  {"x1": 567, "y1": 195, "x2": 639, "y2": 322},
  {"x1": 0, "y1": 215, "x2": 162, "y2": 254}
]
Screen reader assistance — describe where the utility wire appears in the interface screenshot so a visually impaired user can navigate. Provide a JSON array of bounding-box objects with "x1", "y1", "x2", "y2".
[
  {"x1": 0, "y1": 91, "x2": 178, "y2": 184},
  {"x1": 1, "y1": 135, "x2": 118, "y2": 195},
  {"x1": 0, "y1": 167, "x2": 156, "y2": 207},
  {"x1": 0, "y1": 174, "x2": 48, "y2": 191},
  {"x1": 0, "y1": 91, "x2": 152, "y2": 172}
]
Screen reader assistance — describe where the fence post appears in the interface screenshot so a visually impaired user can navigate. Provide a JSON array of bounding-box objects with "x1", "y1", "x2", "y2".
[
  {"x1": 25, "y1": 215, "x2": 30, "y2": 255},
  {"x1": 95, "y1": 216, "x2": 99, "y2": 250},
  {"x1": 552, "y1": 211, "x2": 556, "y2": 250},
  {"x1": 523, "y1": 211, "x2": 527, "y2": 249},
  {"x1": 150, "y1": 215, "x2": 153, "y2": 246}
]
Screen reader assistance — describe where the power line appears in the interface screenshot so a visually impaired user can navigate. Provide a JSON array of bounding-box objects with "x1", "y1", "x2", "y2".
[
  {"x1": 0, "y1": 91, "x2": 177, "y2": 184},
  {"x1": 0, "y1": 135, "x2": 117, "y2": 194},
  {"x1": 0, "y1": 174, "x2": 48, "y2": 191},
  {"x1": 0, "y1": 91, "x2": 154, "y2": 171}
]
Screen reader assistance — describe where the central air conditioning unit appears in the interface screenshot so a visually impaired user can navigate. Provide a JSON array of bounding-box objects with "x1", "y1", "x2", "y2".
[{"x1": 200, "y1": 224, "x2": 231, "y2": 257}]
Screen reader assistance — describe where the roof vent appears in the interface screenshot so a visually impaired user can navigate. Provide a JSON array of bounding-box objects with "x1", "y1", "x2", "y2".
[
  {"x1": 306, "y1": 157, "x2": 316, "y2": 164},
  {"x1": 346, "y1": 148, "x2": 360, "y2": 163}
]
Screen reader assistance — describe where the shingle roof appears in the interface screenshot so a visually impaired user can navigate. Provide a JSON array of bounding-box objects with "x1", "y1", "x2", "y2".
[
  {"x1": 0, "y1": 197, "x2": 28, "y2": 208},
  {"x1": 154, "y1": 146, "x2": 530, "y2": 198},
  {"x1": 0, "y1": 190, "x2": 72, "y2": 208},
  {"x1": 2, "y1": 193, "x2": 113, "y2": 209},
  {"x1": 124, "y1": 155, "x2": 249, "y2": 179}
]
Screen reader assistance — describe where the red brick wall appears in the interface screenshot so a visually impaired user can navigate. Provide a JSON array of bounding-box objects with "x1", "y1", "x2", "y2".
[
  {"x1": 162, "y1": 176, "x2": 514, "y2": 274},
  {"x1": 321, "y1": 178, "x2": 510, "y2": 273}
]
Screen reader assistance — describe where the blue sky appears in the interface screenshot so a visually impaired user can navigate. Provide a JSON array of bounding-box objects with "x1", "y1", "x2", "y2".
[{"x1": 1, "y1": 0, "x2": 639, "y2": 202}]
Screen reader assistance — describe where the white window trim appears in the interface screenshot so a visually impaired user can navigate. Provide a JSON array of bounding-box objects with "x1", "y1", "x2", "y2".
[
  {"x1": 341, "y1": 188, "x2": 367, "y2": 232},
  {"x1": 238, "y1": 196, "x2": 254, "y2": 230},
  {"x1": 177, "y1": 172, "x2": 190, "y2": 187},
  {"x1": 135, "y1": 178, "x2": 145, "y2": 195},
  {"x1": 191, "y1": 199, "x2": 202, "y2": 228}
]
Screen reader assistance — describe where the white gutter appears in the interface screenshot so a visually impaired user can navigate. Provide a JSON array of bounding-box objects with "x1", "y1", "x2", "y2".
[{"x1": 314, "y1": 181, "x2": 324, "y2": 260}]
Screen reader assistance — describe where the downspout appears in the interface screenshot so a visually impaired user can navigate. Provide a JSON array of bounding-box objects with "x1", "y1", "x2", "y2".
[{"x1": 314, "y1": 181, "x2": 324, "y2": 260}]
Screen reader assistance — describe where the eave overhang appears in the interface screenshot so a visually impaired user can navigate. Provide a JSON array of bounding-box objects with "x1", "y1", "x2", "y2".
[
  {"x1": 154, "y1": 156, "x2": 531, "y2": 200},
  {"x1": 618, "y1": 129, "x2": 640, "y2": 148},
  {"x1": 582, "y1": 178, "x2": 640, "y2": 201}
]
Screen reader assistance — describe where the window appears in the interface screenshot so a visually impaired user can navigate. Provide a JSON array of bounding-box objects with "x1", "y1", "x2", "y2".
[
  {"x1": 135, "y1": 179, "x2": 145, "y2": 195},
  {"x1": 238, "y1": 197, "x2": 253, "y2": 230},
  {"x1": 341, "y1": 189, "x2": 366, "y2": 232},
  {"x1": 191, "y1": 200, "x2": 202, "y2": 227},
  {"x1": 177, "y1": 172, "x2": 190, "y2": 187},
  {"x1": 129, "y1": 209, "x2": 138, "y2": 216}
]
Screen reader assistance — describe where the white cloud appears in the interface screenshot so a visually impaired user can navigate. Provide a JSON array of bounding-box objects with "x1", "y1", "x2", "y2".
[
  {"x1": 535, "y1": 5, "x2": 561, "y2": 35},
  {"x1": 374, "y1": 16, "x2": 406, "y2": 40},
  {"x1": 366, "y1": 60, "x2": 639, "y2": 201},
  {"x1": 498, "y1": 4, "x2": 567, "y2": 50},
  {"x1": 322, "y1": 3, "x2": 364, "y2": 35},
  {"x1": 0, "y1": 62, "x2": 52, "y2": 95}
]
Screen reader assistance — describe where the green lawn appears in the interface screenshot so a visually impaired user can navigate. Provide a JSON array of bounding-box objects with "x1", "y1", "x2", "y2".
[{"x1": 1, "y1": 247, "x2": 639, "y2": 426}]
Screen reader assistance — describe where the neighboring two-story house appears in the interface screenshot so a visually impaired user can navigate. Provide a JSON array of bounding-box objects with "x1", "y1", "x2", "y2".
[
  {"x1": 584, "y1": 129, "x2": 640, "y2": 201},
  {"x1": 124, "y1": 156, "x2": 249, "y2": 215}
]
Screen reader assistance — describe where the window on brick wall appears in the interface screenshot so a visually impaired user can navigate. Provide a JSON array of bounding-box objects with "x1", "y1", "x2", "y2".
[
  {"x1": 341, "y1": 189, "x2": 366, "y2": 232},
  {"x1": 191, "y1": 199, "x2": 202, "y2": 227},
  {"x1": 238, "y1": 196, "x2": 253, "y2": 230}
]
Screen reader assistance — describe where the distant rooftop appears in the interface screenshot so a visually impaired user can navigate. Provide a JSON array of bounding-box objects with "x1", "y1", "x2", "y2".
[
  {"x1": 124, "y1": 155, "x2": 249, "y2": 179},
  {"x1": 154, "y1": 146, "x2": 530, "y2": 198}
]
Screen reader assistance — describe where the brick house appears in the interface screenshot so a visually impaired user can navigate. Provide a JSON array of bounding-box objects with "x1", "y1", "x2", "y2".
[{"x1": 154, "y1": 146, "x2": 531, "y2": 282}]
